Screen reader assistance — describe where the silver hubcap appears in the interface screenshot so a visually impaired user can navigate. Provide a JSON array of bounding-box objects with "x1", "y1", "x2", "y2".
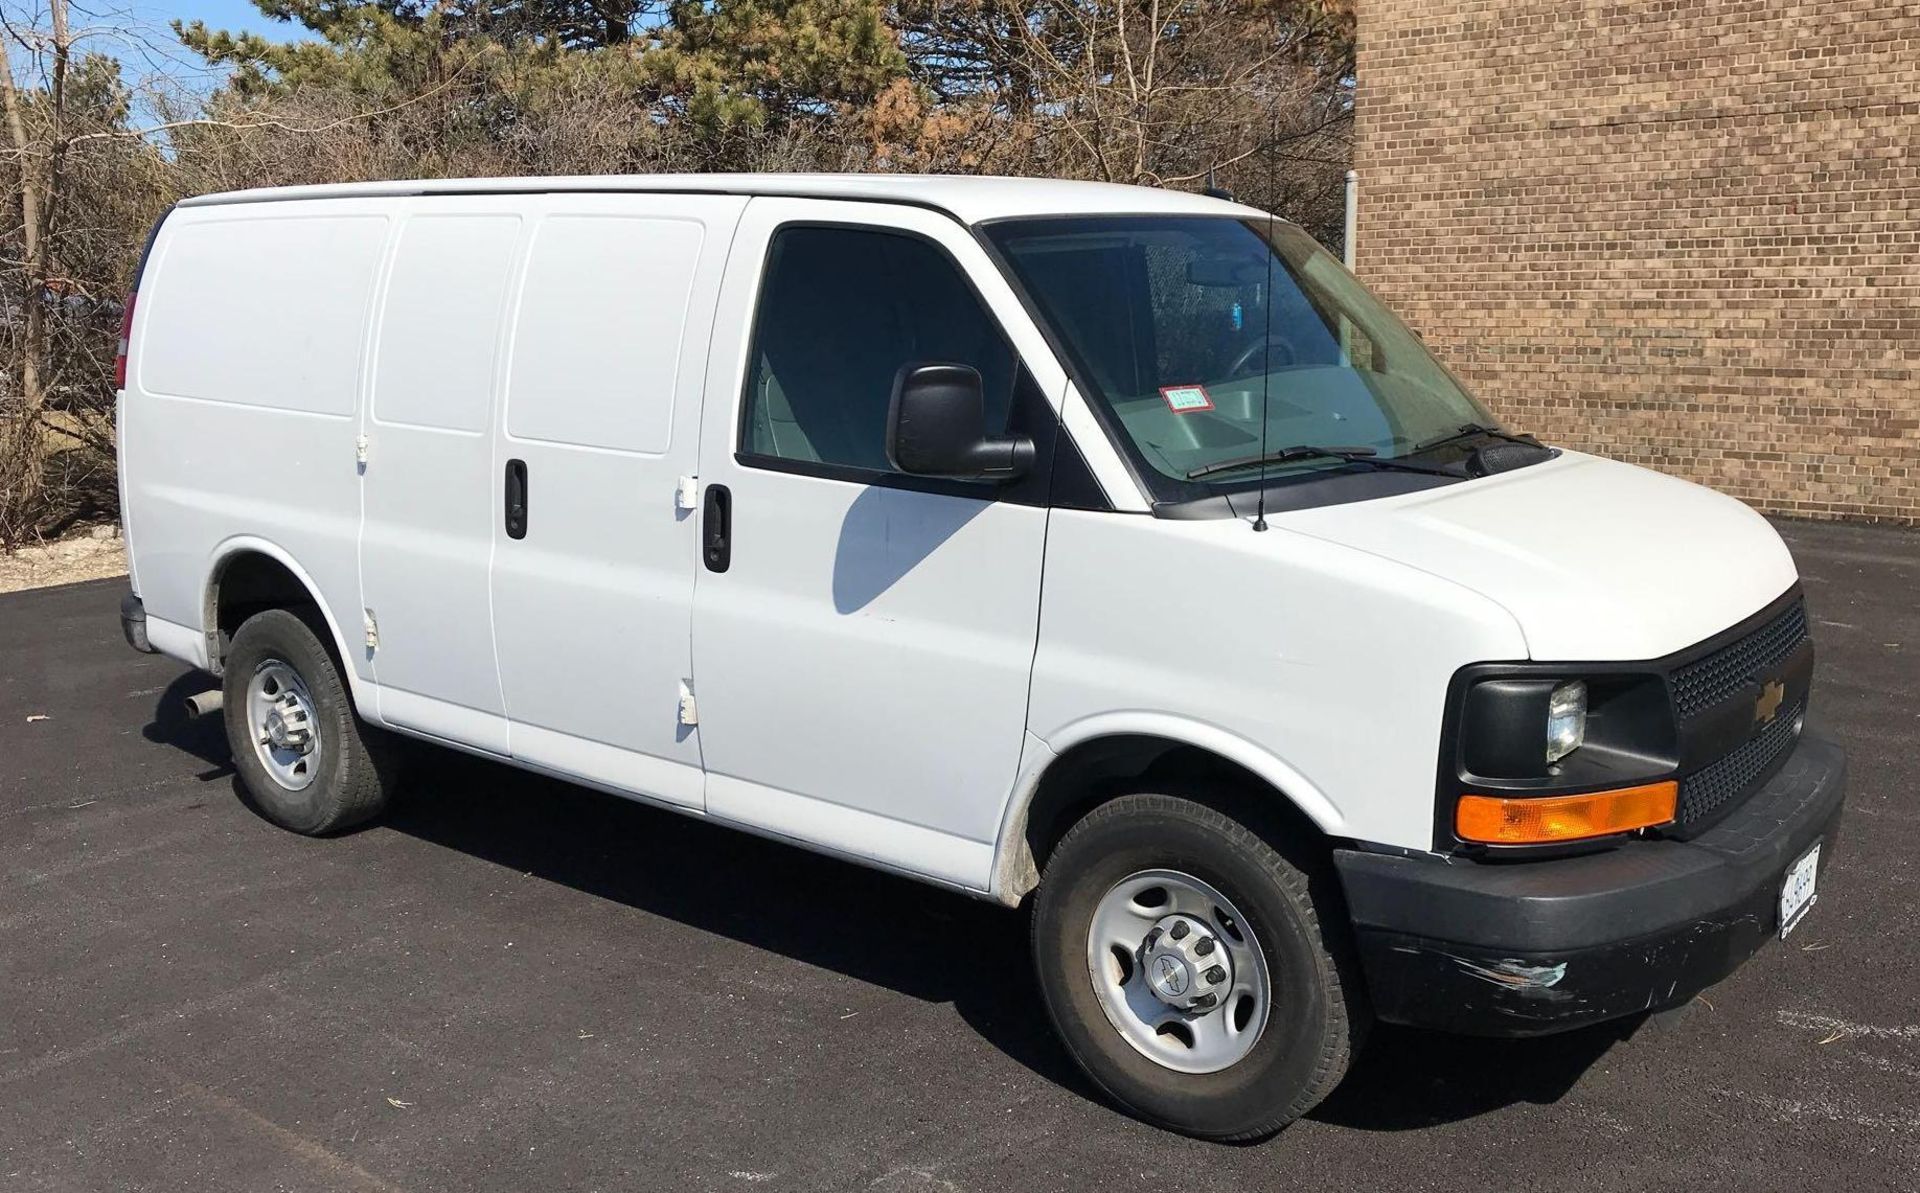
[
  {"x1": 247, "y1": 661, "x2": 321, "y2": 792},
  {"x1": 1086, "y1": 869, "x2": 1271, "y2": 1074}
]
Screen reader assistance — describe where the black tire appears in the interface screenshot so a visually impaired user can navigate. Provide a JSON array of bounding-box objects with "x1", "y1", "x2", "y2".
[
  {"x1": 222, "y1": 608, "x2": 396, "y2": 835},
  {"x1": 1032, "y1": 791, "x2": 1365, "y2": 1140}
]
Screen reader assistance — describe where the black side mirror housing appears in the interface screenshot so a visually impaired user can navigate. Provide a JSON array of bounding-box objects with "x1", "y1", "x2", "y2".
[{"x1": 885, "y1": 363, "x2": 1036, "y2": 482}]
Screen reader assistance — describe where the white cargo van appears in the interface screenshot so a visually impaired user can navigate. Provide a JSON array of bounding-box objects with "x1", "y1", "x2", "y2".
[{"x1": 115, "y1": 174, "x2": 1845, "y2": 1139}]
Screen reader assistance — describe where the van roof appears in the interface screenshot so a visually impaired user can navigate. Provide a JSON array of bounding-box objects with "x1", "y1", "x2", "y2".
[{"x1": 174, "y1": 172, "x2": 1272, "y2": 226}]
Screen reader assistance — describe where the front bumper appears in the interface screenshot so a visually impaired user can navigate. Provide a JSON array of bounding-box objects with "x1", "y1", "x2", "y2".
[{"x1": 1335, "y1": 730, "x2": 1846, "y2": 1037}]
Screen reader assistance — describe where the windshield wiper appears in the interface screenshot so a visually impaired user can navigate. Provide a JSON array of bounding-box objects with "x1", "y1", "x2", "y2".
[
  {"x1": 1412, "y1": 422, "x2": 1542, "y2": 454},
  {"x1": 1186, "y1": 444, "x2": 1460, "y2": 481}
]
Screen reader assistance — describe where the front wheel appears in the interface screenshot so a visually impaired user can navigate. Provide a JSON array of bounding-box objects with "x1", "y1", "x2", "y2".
[
  {"x1": 1032, "y1": 792, "x2": 1364, "y2": 1140},
  {"x1": 222, "y1": 608, "x2": 396, "y2": 835}
]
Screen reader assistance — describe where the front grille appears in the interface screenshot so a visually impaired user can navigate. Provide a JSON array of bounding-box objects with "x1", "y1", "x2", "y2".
[
  {"x1": 1669, "y1": 598, "x2": 1809, "y2": 722},
  {"x1": 1677, "y1": 699, "x2": 1804, "y2": 827}
]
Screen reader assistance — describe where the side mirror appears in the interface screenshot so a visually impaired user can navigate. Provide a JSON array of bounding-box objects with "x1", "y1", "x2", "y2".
[{"x1": 886, "y1": 363, "x2": 1036, "y2": 482}]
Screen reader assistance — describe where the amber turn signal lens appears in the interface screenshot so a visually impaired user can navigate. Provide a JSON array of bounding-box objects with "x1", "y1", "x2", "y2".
[{"x1": 1456, "y1": 782, "x2": 1678, "y2": 845}]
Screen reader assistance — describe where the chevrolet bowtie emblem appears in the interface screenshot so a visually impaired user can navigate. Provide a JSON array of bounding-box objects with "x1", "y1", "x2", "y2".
[{"x1": 1754, "y1": 678, "x2": 1786, "y2": 726}]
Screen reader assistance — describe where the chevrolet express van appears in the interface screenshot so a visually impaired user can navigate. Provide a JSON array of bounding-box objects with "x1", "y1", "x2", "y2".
[{"x1": 115, "y1": 174, "x2": 1845, "y2": 1140}]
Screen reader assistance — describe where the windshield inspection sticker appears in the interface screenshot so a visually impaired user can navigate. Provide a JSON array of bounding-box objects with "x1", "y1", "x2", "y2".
[{"x1": 1160, "y1": 384, "x2": 1216, "y2": 414}]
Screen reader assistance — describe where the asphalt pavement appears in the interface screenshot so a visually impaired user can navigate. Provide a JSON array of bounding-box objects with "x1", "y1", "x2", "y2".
[{"x1": 2, "y1": 518, "x2": 1917, "y2": 1192}]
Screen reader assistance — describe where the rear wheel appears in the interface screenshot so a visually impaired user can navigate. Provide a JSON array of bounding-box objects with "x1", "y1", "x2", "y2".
[
  {"x1": 1032, "y1": 792, "x2": 1364, "y2": 1140},
  {"x1": 222, "y1": 608, "x2": 396, "y2": 834}
]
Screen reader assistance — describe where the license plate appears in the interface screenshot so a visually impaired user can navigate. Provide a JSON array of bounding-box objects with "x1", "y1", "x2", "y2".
[{"x1": 1779, "y1": 842, "x2": 1820, "y2": 938}]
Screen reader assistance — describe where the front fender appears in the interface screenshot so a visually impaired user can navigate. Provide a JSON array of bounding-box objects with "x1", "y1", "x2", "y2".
[
  {"x1": 987, "y1": 717, "x2": 1347, "y2": 907},
  {"x1": 1042, "y1": 712, "x2": 1346, "y2": 832}
]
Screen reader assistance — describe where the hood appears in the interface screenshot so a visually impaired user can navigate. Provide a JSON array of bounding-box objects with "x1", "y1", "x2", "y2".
[{"x1": 1276, "y1": 451, "x2": 1798, "y2": 660}]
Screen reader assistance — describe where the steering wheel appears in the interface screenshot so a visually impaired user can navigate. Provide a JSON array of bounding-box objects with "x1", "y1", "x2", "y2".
[{"x1": 1224, "y1": 334, "x2": 1296, "y2": 379}]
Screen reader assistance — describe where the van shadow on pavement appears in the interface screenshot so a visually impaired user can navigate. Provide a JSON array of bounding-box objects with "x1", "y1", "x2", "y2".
[
  {"x1": 142, "y1": 670, "x2": 233, "y2": 781},
  {"x1": 144, "y1": 679, "x2": 1628, "y2": 1133},
  {"x1": 1311, "y1": 1017, "x2": 1639, "y2": 1131}
]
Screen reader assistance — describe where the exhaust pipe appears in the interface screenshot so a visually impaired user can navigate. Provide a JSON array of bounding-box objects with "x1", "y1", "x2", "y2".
[{"x1": 183, "y1": 689, "x2": 223, "y2": 719}]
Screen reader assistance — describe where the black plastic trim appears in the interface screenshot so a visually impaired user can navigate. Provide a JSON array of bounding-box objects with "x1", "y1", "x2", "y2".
[
  {"x1": 1046, "y1": 431, "x2": 1110, "y2": 512},
  {"x1": 702, "y1": 483, "x2": 731, "y2": 573},
  {"x1": 1340, "y1": 730, "x2": 1845, "y2": 1036},
  {"x1": 1157, "y1": 469, "x2": 1457, "y2": 519},
  {"x1": 1431, "y1": 582, "x2": 1810, "y2": 853},
  {"x1": 1460, "y1": 673, "x2": 1677, "y2": 783},
  {"x1": 120, "y1": 590, "x2": 154, "y2": 654},
  {"x1": 503, "y1": 458, "x2": 528, "y2": 540}
]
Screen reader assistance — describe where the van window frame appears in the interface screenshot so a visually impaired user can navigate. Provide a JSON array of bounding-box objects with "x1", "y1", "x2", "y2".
[
  {"x1": 974, "y1": 213, "x2": 1464, "y2": 520},
  {"x1": 731, "y1": 219, "x2": 1062, "y2": 509}
]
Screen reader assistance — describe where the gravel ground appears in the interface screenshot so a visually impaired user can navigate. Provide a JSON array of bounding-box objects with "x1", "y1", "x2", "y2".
[
  {"x1": 1, "y1": 517, "x2": 1916, "y2": 1192},
  {"x1": 0, "y1": 527, "x2": 127, "y2": 595}
]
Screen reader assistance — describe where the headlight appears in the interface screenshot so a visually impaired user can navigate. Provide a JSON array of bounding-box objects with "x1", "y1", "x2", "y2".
[
  {"x1": 1545, "y1": 680, "x2": 1587, "y2": 764},
  {"x1": 1456, "y1": 672, "x2": 1670, "y2": 782},
  {"x1": 1447, "y1": 669, "x2": 1680, "y2": 849}
]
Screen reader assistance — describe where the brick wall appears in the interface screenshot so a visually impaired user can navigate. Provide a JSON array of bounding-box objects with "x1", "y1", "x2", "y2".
[{"x1": 1352, "y1": 0, "x2": 1919, "y2": 523}]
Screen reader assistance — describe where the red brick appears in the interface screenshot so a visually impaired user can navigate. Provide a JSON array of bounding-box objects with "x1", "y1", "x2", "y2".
[{"x1": 1352, "y1": 0, "x2": 1920, "y2": 523}]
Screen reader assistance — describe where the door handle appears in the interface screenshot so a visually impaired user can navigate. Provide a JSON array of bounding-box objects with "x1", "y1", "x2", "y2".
[
  {"x1": 504, "y1": 458, "x2": 528, "y2": 540},
  {"x1": 702, "y1": 483, "x2": 731, "y2": 573}
]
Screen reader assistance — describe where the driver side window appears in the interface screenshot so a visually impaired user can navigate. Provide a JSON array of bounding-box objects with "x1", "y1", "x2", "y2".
[{"x1": 741, "y1": 225, "x2": 1016, "y2": 473}]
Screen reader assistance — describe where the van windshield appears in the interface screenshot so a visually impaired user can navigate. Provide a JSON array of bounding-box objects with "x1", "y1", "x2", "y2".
[{"x1": 984, "y1": 216, "x2": 1498, "y2": 498}]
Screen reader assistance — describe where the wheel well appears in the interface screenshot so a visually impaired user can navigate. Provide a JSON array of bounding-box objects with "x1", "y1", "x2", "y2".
[
  {"x1": 1004, "y1": 735, "x2": 1329, "y2": 904},
  {"x1": 207, "y1": 551, "x2": 323, "y2": 673}
]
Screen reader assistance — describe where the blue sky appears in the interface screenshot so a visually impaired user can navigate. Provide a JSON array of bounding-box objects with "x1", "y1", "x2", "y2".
[
  {"x1": 143, "y1": 0, "x2": 301, "y2": 40},
  {"x1": 2, "y1": 2, "x2": 302, "y2": 107},
  {"x1": 92, "y1": 0, "x2": 309, "y2": 87}
]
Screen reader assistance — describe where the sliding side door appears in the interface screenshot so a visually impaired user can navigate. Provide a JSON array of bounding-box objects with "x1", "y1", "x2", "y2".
[{"x1": 489, "y1": 193, "x2": 747, "y2": 808}]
